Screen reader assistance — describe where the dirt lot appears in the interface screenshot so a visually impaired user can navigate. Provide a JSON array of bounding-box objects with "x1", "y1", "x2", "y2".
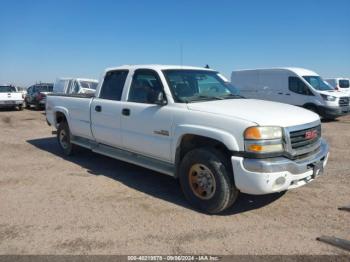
[{"x1": 0, "y1": 109, "x2": 349, "y2": 255}]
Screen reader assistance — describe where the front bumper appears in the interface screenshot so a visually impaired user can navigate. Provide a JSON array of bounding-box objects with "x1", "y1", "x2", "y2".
[
  {"x1": 318, "y1": 105, "x2": 350, "y2": 118},
  {"x1": 231, "y1": 139, "x2": 329, "y2": 195}
]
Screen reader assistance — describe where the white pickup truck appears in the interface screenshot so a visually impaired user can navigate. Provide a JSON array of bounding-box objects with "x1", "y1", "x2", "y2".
[
  {"x1": 46, "y1": 65, "x2": 329, "y2": 213},
  {"x1": 0, "y1": 85, "x2": 24, "y2": 110}
]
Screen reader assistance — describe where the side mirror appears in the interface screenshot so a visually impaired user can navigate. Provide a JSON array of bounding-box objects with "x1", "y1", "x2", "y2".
[{"x1": 155, "y1": 91, "x2": 167, "y2": 106}]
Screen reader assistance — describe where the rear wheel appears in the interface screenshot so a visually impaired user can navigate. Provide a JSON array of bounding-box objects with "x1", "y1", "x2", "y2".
[
  {"x1": 57, "y1": 121, "x2": 75, "y2": 156},
  {"x1": 179, "y1": 147, "x2": 238, "y2": 214}
]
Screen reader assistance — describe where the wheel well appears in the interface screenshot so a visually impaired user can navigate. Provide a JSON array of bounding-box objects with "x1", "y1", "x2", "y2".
[
  {"x1": 175, "y1": 134, "x2": 231, "y2": 168},
  {"x1": 303, "y1": 103, "x2": 319, "y2": 113},
  {"x1": 55, "y1": 112, "x2": 67, "y2": 125},
  {"x1": 303, "y1": 103, "x2": 317, "y2": 109}
]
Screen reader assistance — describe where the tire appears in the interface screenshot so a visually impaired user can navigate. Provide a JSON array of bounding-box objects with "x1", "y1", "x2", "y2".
[
  {"x1": 57, "y1": 121, "x2": 75, "y2": 156},
  {"x1": 179, "y1": 147, "x2": 238, "y2": 214},
  {"x1": 17, "y1": 105, "x2": 23, "y2": 111},
  {"x1": 25, "y1": 102, "x2": 30, "y2": 109}
]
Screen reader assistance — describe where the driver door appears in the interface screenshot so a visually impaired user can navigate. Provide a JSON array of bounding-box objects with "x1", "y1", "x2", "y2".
[{"x1": 121, "y1": 69, "x2": 173, "y2": 162}]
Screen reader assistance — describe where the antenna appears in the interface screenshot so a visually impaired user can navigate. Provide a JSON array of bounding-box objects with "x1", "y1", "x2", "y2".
[{"x1": 180, "y1": 42, "x2": 183, "y2": 66}]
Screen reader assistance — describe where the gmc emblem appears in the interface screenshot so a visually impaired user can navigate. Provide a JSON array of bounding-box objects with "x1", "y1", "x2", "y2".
[{"x1": 305, "y1": 130, "x2": 318, "y2": 140}]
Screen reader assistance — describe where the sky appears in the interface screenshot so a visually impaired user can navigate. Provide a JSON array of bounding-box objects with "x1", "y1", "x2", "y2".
[{"x1": 0, "y1": 0, "x2": 349, "y2": 87}]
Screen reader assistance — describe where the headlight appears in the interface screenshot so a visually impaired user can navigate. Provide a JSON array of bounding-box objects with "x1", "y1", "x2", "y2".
[
  {"x1": 244, "y1": 126, "x2": 284, "y2": 154},
  {"x1": 244, "y1": 126, "x2": 282, "y2": 140},
  {"x1": 321, "y1": 94, "x2": 336, "y2": 101}
]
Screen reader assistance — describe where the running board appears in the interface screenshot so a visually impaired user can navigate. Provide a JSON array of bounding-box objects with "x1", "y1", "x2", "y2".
[{"x1": 71, "y1": 136, "x2": 175, "y2": 177}]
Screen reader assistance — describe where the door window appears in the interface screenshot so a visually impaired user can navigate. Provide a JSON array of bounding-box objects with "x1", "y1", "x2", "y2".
[
  {"x1": 99, "y1": 70, "x2": 129, "y2": 101},
  {"x1": 289, "y1": 77, "x2": 312, "y2": 95},
  {"x1": 128, "y1": 70, "x2": 164, "y2": 104}
]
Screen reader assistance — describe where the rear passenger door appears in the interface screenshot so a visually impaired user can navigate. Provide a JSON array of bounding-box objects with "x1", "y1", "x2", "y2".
[{"x1": 91, "y1": 70, "x2": 129, "y2": 148}]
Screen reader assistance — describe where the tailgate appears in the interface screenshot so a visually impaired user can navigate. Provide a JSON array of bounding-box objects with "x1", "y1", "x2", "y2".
[
  {"x1": 0, "y1": 92, "x2": 23, "y2": 101},
  {"x1": 0, "y1": 92, "x2": 23, "y2": 104}
]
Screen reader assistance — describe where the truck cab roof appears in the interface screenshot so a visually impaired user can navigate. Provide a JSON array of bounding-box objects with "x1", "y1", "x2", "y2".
[{"x1": 104, "y1": 64, "x2": 216, "y2": 72}]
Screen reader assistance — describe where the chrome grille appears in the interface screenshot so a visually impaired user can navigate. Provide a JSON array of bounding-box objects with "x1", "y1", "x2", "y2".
[
  {"x1": 339, "y1": 97, "x2": 350, "y2": 107},
  {"x1": 285, "y1": 121, "x2": 322, "y2": 158},
  {"x1": 290, "y1": 125, "x2": 321, "y2": 150}
]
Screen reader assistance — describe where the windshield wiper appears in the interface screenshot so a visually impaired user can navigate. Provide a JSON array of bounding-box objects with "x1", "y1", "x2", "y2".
[
  {"x1": 188, "y1": 95, "x2": 225, "y2": 102},
  {"x1": 220, "y1": 94, "x2": 245, "y2": 99}
]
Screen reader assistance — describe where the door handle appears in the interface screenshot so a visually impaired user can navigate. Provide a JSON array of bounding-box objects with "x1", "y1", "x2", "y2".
[
  {"x1": 122, "y1": 108, "x2": 130, "y2": 116},
  {"x1": 285, "y1": 93, "x2": 291, "y2": 96},
  {"x1": 278, "y1": 92, "x2": 283, "y2": 95},
  {"x1": 95, "y1": 105, "x2": 102, "y2": 112}
]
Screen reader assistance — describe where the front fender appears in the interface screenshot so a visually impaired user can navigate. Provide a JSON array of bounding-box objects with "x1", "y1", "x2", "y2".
[{"x1": 172, "y1": 124, "x2": 240, "y2": 162}]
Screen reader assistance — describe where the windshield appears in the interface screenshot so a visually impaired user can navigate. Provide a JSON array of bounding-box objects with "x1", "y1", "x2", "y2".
[
  {"x1": 37, "y1": 85, "x2": 53, "y2": 92},
  {"x1": 0, "y1": 86, "x2": 16, "y2": 93},
  {"x1": 339, "y1": 80, "x2": 349, "y2": 88},
  {"x1": 162, "y1": 70, "x2": 241, "y2": 103},
  {"x1": 79, "y1": 81, "x2": 98, "y2": 90},
  {"x1": 303, "y1": 76, "x2": 334, "y2": 91}
]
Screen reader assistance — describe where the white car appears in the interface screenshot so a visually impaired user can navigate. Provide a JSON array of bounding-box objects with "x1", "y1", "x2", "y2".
[
  {"x1": 53, "y1": 78, "x2": 98, "y2": 95},
  {"x1": 46, "y1": 65, "x2": 329, "y2": 214},
  {"x1": 231, "y1": 68, "x2": 350, "y2": 120},
  {"x1": 325, "y1": 78, "x2": 350, "y2": 94},
  {"x1": 0, "y1": 85, "x2": 24, "y2": 110}
]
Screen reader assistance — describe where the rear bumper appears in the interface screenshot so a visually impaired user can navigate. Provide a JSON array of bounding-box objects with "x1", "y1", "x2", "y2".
[
  {"x1": 231, "y1": 139, "x2": 329, "y2": 195},
  {"x1": 318, "y1": 105, "x2": 350, "y2": 118},
  {"x1": 0, "y1": 100, "x2": 23, "y2": 107}
]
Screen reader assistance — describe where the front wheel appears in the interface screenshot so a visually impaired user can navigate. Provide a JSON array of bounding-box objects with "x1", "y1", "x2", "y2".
[
  {"x1": 57, "y1": 121, "x2": 75, "y2": 156},
  {"x1": 179, "y1": 147, "x2": 238, "y2": 214}
]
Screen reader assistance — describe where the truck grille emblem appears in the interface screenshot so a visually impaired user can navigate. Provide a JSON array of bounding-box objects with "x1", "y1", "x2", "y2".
[{"x1": 305, "y1": 130, "x2": 318, "y2": 140}]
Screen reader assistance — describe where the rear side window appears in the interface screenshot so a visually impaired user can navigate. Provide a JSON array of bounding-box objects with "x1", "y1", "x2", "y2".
[
  {"x1": 100, "y1": 70, "x2": 129, "y2": 101},
  {"x1": 339, "y1": 80, "x2": 349, "y2": 88},
  {"x1": 289, "y1": 77, "x2": 312, "y2": 95}
]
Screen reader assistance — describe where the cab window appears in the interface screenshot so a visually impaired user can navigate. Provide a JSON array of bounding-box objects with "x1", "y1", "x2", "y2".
[
  {"x1": 99, "y1": 70, "x2": 129, "y2": 101},
  {"x1": 128, "y1": 70, "x2": 164, "y2": 104}
]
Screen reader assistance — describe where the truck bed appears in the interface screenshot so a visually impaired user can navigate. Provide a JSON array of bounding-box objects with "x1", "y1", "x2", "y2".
[{"x1": 46, "y1": 94, "x2": 94, "y2": 139}]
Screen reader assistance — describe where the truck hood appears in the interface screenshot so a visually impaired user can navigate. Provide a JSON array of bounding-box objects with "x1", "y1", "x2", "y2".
[
  {"x1": 318, "y1": 90, "x2": 349, "y2": 97},
  {"x1": 186, "y1": 99, "x2": 319, "y2": 127}
]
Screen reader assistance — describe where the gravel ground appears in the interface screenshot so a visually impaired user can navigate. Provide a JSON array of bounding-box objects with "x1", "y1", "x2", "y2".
[{"x1": 0, "y1": 109, "x2": 349, "y2": 255}]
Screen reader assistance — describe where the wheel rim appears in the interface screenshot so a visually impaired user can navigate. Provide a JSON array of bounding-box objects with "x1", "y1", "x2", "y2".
[
  {"x1": 188, "y1": 164, "x2": 216, "y2": 200},
  {"x1": 59, "y1": 129, "x2": 69, "y2": 149}
]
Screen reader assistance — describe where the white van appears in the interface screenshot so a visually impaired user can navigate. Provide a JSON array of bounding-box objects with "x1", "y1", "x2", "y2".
[
  {"x1": 325, "y1": 78, "x2": 350, "y2": 94},
  {"x1": 231, "y1": 68, "x2": 350, "y2": 119},
  {"x1": 53, "y1": 78, "x2": 98, "y2": 95}
]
